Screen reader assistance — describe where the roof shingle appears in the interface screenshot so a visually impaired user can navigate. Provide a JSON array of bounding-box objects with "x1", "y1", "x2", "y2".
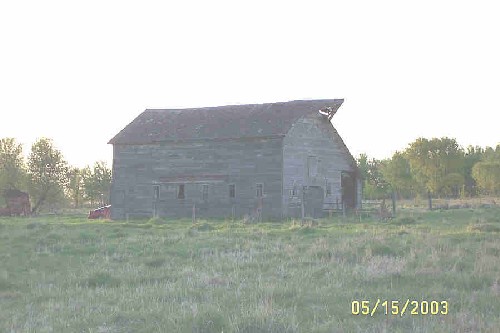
[{"x1": 108, "y1": 99, "x2": 344, "y2": 144}]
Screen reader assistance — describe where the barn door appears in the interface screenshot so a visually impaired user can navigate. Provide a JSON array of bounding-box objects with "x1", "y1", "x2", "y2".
[
  {"x1": 341, "y1": 171, "x2": 356, "y2": 210},
  {"x1": 303, "y1": 186, "x2": 324, "y2": 218}
]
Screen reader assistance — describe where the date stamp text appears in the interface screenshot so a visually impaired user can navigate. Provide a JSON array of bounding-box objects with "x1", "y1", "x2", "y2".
[{"x1": 351, "y1": 299, "x2": 449, "y2": 316}]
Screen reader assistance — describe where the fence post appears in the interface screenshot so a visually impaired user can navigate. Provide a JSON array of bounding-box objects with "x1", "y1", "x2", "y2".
[
  {"x1": 301, "y1": 187, "x2": 305, "y2": 222},
  {"x1": 258, "y1": 197, "x2": 263, "y2": 223},
  {"x1": 192, "y1": 202, "x2": 196, "y2": 224}
]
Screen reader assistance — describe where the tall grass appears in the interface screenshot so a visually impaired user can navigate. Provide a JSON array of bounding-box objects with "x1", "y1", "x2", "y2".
[{"x1": 0, "y1": 208, "x2": 499, "y2": 332}]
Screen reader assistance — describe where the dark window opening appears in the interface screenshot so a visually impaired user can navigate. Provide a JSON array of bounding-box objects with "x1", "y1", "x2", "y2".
[
  {"x1": 256, "y1": 183, "x2": 263, "y2": 197},
  {"x1": 178, "y1": 184, "x2": 185, "y2": 199},
  {"x1": 229, "y1": 184, "x2": 235, "y2": 198}
]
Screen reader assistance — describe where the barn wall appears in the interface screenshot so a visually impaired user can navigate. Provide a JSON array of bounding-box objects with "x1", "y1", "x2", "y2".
[
  {"x1": 110, "y1": 144, "x2": 153, "y2": 219},
  {"x1": 282, "y1": 113, "x2": 357, "y2": 218},
  {"x1": 111, "y1": 137, "x2": 283, "y2": 220}
]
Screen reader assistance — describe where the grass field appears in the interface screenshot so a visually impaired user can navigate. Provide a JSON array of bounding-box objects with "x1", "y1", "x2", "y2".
[{"x1": 1, "y1": 208, "x2": 499, "y2": 332}]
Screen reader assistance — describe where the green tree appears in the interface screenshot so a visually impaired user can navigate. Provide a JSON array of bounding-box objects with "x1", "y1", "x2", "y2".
[
  {"x1": 379, "y1": 151, "x2": 416, "y2": 199},
  {"x1": 82, "y1": 161, "x2": 112, "y2": 207},
  {"x1": 482, "y1": 145, "x2": 500, "y2": 162},
  {"x1": 472, "y1": 160, "x2": 500, "y2": 195},
  {"x1": 357, "y1": 154, "x2": 389, "y2": 200},
  {"x1": 82, "y1": 166, "x2": 96, "y2": 207},
  {"x1": 66, "y1": 167, "x2": 84, "y2": 208},
  {"x1": 441, "y1": 172, "x2": 465, "y2": 198},
  {"x1": 92, "y1": 161, "x2": 112, "y2": 206},
  {"x1": 405, "y1": 137, "x2": 465, "y2": 209},
  {"x1": 27, "y1": 138, "x2": 69, "y2": 214},
  {"x1": 463, "y1": 146, "x2": 484, "y2": 197},
  {"x1": 0, "y1": 138, "x2": 27, "y2": 191}
]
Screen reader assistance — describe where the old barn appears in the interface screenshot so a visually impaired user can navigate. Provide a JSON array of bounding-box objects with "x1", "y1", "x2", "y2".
[{"x1": 108, "y1": 99, "x2": 361, "y2": 220}]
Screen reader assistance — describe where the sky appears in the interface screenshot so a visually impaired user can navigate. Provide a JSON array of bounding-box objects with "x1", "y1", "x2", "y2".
[{"x1": 0, "y1": 0, "x2": 498, "y2": 168}]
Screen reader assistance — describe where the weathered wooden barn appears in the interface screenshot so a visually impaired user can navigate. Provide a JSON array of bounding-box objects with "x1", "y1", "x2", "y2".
[{"x1": 108, "y1": 99, "x2": 361, "y2": 220}]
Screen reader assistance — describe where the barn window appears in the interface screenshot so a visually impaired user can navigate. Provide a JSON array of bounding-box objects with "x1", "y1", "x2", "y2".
[
  {"x1": 308, "y1": 156, "x2": 318, "y2": 177},
  {"x1": 229, "y1": 184, "x2": 235, "y2": 198},
  {"x1": 289, "y1": 182, "x2": 298, "y2": 197},
  {"x1": 178, "y1": 184, "x2": 185, "y2": 199},
  {"x1": 325, "y1": 180, "x2": 332, "y2": 196},
  {"x1": 153, "y1": 185, "x2": 160, "y2": 200},
  {"x1": 202, "y1": 184, "x2": 208, "y2": 200},
  {"x1": 256, "y1": 183, "x2": 263, "y2": 197}
]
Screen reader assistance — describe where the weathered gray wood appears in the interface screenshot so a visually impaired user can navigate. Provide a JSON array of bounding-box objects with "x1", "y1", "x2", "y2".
[
  {"x1": 110, "y1": 101, "x2": 361, "y2": 221},
  {"x1": 282, "y1": 113, "x2": 359, "y2": 218},
  {"x1": 111, "y1": 137, "x2": 283, "y2": 220}
]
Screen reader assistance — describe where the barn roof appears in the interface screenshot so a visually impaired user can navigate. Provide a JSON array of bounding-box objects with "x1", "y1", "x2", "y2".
[{"x1": 108, "y1": 99, "x2": 344, "y2": 144}]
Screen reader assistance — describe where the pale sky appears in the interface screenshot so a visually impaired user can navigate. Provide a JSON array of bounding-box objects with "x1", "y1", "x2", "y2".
[{"x1": 1, "y1": 1, "x2": 498, "y2": 168}]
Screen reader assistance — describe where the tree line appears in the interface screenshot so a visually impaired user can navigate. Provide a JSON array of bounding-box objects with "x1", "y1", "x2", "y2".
[
  {"x1": 358, "y1": 137, "x2": 500, "y2": 208},
  {"x1": 0, "y1": 137, "x2": 111, "y2": 214},
  {"x1": 2, "y1": 135, "x2": 498, "y2": 214}
]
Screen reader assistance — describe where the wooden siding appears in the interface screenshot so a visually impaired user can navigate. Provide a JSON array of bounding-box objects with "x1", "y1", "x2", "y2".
[
  {"x1": 111, "y1": 137, "x2": 283, "y2": 220},
  {"x1": 282, "y1": 113, "x2": 357, "y2": 218}
]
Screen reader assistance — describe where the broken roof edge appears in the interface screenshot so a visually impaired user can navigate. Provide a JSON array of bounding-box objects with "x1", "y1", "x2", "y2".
[{"x1": 142, "y1": 98, "x2": 344, "y2": 113}]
